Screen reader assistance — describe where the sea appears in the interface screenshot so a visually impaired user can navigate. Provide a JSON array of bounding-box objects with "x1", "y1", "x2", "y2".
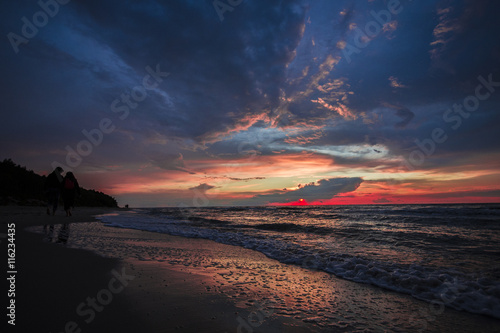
[{"x1": 97, "y1": 203, "x2": 500, "y2": 320}]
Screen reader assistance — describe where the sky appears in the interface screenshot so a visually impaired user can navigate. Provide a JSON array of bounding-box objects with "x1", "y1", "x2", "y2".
[{"x1": 1, "y1": 0, "x2": 500, "y2": 207}]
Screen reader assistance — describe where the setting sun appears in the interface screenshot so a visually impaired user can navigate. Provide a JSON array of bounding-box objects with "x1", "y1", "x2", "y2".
[{"x1": 2, "y1": 1, "x2": 500, "y2": 332}]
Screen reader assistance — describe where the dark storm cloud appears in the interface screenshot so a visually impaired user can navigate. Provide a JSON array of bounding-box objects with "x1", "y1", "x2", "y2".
[
  {"x1": 66, "y1": 0, "x2": 309, "y2": 142},
  {"x1": 246, "y1": 177, "x2": 363, "y2": 204},
  {"x1": 1, "y1": 0, "x2": 309, "y2": 163},
  {"x1": 290, "y1": 0, "x2": 500, "y2": 118},
  {"x1": 1, "y1": 0, "x2": 500, "y2": 189},
  {"x1": 256, "y1": 0, "x2": 500, "y2": 170}
]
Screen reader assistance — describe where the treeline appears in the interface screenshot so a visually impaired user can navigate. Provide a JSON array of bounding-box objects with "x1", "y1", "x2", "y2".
[{"x1": 0, "y1": 159, "x2": 118, "y2": 207}]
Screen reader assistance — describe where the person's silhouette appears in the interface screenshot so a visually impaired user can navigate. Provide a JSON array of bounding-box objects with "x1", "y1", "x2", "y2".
[
  {"x1": 44, "y1": 167, "x2": 63, "y2": 216},
  {"x1": 61, "y1": 172, "x2": 80, "y2": 217}
]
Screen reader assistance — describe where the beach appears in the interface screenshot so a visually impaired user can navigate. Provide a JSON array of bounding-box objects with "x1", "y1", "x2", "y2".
[{"x1": 2, "y1": 206, "x2": 500, "y2": 332}]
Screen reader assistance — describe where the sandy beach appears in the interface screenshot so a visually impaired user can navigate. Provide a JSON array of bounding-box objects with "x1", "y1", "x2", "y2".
[{"x1": 2, "y1": 206, "x2": 499, "y2": 332}]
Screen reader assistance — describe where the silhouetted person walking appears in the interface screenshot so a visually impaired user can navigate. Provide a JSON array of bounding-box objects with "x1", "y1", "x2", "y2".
[
  {"x1": 44, "y1": 166, "x2": 63, "y2": 215},
  {"x1": 61, "y1": 172, "x2": 80, "y2": 217}
]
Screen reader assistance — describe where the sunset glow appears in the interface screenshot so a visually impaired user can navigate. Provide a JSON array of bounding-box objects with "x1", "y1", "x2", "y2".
[{"x1": 1, "y1": 1, "x2": 499, "y2": 207}]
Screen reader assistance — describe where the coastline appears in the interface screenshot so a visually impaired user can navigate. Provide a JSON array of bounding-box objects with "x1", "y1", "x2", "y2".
[
  {"x1": 2, "y1": 206, "x2": 499, "y2": 332},
  {"x1": 1, "y1": 206, "x2": 149, "y2": 332},
  {"x1": 1, "y1": 206, "x2": 312, "y2": 332}
]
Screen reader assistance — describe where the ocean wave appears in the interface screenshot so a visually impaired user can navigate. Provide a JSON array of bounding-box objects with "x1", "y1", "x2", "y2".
[
  {"x1": 247, "y1": 222, "x2": 333, "y2": 235},
  {"x1": 96, "y1": 211, "x2": 500, "y2": 320}
]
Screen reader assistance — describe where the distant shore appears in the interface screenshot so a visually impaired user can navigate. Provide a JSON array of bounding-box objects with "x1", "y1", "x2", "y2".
[{"x1": 2, "y1": 206, "x2": 499, "y2": 332}]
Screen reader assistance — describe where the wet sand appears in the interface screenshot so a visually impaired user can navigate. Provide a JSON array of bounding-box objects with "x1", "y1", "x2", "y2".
[
  {"x1": 2, "y1": 206, "x2": 499, "y2": 332},
  {"x1": 1, "y1": 206, "x2": 145, "y2": 332}
]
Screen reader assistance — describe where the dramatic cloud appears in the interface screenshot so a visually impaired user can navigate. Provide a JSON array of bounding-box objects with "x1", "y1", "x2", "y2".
[
  {"x1": 151, "y1": 153, "x2": 194, "y2": 174},
  {"x1": 227, "y1": 177, "x2": 266, "y2": 182},
  {"x1": 247, "y1": 177, "x2": 363, "y2": 204},
  {"x1": 1, "y1": 0, "x2": 499, "y2": 206},
  {"x1": 189, "y1": 183, "x2": 216, "y2": 193}
]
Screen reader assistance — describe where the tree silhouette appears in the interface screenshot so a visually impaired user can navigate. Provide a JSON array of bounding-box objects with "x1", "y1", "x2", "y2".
[{"x1": 0, "y1": 159, "x2": 118, "y2": 207}]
